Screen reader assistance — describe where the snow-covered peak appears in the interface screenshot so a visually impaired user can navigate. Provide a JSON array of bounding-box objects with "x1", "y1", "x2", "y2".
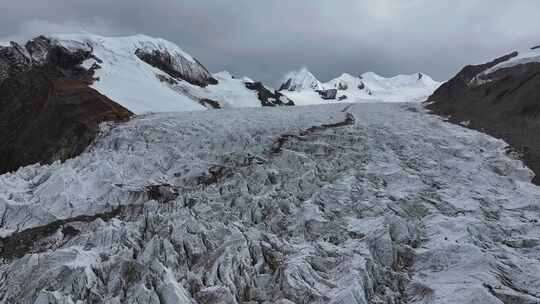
[
  {"x1": 42, "y1": 33, "x2": 218, "y2": 114},
  {"x1": 361, "y1": 71, "x2": 384, "y2": 80},
  {"x1": 279, "y1": 67, "x2": 323, "y2": 91},
  {"x1": 281, "y1": 70, "x2": 441, "y2": 105},
  {"x1": 213, "y1": 71, "x2": 234, "y2": 80},
  {"x1": 53, "y1": 33, "x2": 197, "y2": 64},
  {"x1": 213, "y1": 71, "x2": 254, "y2": 84},
  {"x1": 326, "y1": 73, "x2": 366, "y2": 91},
  {"x1": 332, "y1": 73, "x2": 362, "y2": 84}
]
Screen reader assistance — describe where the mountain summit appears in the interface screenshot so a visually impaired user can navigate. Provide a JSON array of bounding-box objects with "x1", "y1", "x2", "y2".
[{"x1": 279, "y1": 67, "x2": 324, "y2": 91}]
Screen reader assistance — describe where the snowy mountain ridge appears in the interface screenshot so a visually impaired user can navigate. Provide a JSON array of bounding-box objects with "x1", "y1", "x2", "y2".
[
  {"x1": 279, "y1": 68, "x2": 441, "y2": 105},
  {"x1": 48, "y1": 33, "x2": 291, "y2": 113},
  {"x1": 1, "y1": 33, "x2": 441, "y2": 114}
]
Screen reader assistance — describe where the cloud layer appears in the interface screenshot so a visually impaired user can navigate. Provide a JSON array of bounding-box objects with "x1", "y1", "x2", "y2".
[{"x1": 1, "y1": 0, "x2": 539, "y2": 84}]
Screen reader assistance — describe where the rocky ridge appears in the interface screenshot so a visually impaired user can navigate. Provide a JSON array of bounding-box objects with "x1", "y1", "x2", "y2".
[
  {"x1": 426, "y1": 45, "x2": 540, "y2": 184},
  {"x1": 0, "y1": 35, "x2": 132, "y2": 175}
]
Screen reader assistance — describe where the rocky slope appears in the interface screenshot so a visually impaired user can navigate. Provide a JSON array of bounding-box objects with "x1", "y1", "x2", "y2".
[
  {"x1": 279, "y1": 69, "x2": 440, "y2": 105},
  {"x1": 0, "y1": 34, "x2": 293, "y2": 175},
  {"x1": 1, "y1": 103, "x2": 539, "y2": 303},
  {"x1": 0, "y1": 36, "x2": 132, "y2": 175},
  {"x1": 426, "y1": 46, "x2": 540, "y2": 184}
]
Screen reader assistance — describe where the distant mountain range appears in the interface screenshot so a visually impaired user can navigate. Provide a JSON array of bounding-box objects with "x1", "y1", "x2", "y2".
[
  {"x1": 0, "y1": 33, "x2": 440, "y2": 175},
  {"x1": 279, "y1": 67, "x2": 440, "y2": 105}
]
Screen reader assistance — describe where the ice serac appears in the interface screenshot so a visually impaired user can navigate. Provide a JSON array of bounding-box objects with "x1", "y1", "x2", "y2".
[
  {"x1": 279, "y1": 67, "x2": 323, "y2": 91},
  {"x1": 1, "y1": 103, "x2": 540, "y2": 303},
  {"x1": 426, "y1": 45, "x2": 540, "y2": 184},
  {"x1": 0, "y1": 35, "x2": 132, "y2": 175}
]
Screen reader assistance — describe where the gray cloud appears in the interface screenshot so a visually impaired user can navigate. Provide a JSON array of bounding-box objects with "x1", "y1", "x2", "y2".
[{"x1": 1, "y1": 0, "x2": 539, "y2": 84}]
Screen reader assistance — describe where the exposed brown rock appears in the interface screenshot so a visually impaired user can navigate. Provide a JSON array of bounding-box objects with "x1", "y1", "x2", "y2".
[
  {"x1": 426, "y1": 51, "x2": 540, "y2": 184},
  {"x1": 0, "y1": 37, "x2": 132, "y2": 175}
]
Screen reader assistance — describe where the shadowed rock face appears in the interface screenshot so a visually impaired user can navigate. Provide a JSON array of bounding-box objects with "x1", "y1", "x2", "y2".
[
  {"x1": 135, "y1": 48, "x2": 217, "y2": 87},
  {"x1": 316, "y1": 88, "x2": 338, "y2": 100},
  {"x1": 278, "y1": 78, "x2": 293, "y2": 91},
  {"x1": 0, "y1": 36, "x2": 132, "y2": 174},
  {"x1": 245, "y1": 81, "x2": 295, "y2": 106},
  {"x1": 426, "y1": 51, "x2": 540, "y2": 184}
]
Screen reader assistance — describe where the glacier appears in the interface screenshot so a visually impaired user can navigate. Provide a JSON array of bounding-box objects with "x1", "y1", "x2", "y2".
[{"x1": 0, "y1": 103, "x2": 539, "y2": 303}]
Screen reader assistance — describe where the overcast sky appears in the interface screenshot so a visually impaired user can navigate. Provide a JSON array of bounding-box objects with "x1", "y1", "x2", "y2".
[{"x1": 1, "y1": 0, "x2": 539, "y2": 84}]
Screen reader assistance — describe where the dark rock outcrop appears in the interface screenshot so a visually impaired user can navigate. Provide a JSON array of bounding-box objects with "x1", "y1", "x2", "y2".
[
  {"x1": 337, "y1": 82, "x2": 348, "y2": 90},
  {"x1": 245, "y1": 81, "x2": 295, "y2": 106},
  {"x1": 426, "y1": 50, "x2": 540, "y2": 184},
  {"x1": 278, "y1": 78, "x2": 293, "y2": 91},
  {"x1": 135, "y1": 49, "x2": 217, "y2": 87},
  {"x1": 199, "y1": 98, "x2": 222, "y2": 109},
  {"x1": 316, "y1": 89, "x2": 338, "y2": 100},
  {"x1": 0, "y1": 36, "x2": 132, "y2": 175}
]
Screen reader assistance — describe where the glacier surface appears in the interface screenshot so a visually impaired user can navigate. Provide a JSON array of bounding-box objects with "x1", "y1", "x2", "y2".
[{"x1": 0, "y1": 103, "x2": 539, "y2": 303}]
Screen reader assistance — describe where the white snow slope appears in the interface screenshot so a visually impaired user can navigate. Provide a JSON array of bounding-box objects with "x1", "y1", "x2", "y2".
[
  {"x1": 1, "y1": 103, "x2": 539, "y2": 303},
  {"x1": 281, "y1": 69, "x2": 441, "y2": 105},
  {"x1": 280, "y1": 67, "x2": 324, "y2": 91},
  {"x1": 51, "y1": 34, "x2": 269, "y2": 113}
]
